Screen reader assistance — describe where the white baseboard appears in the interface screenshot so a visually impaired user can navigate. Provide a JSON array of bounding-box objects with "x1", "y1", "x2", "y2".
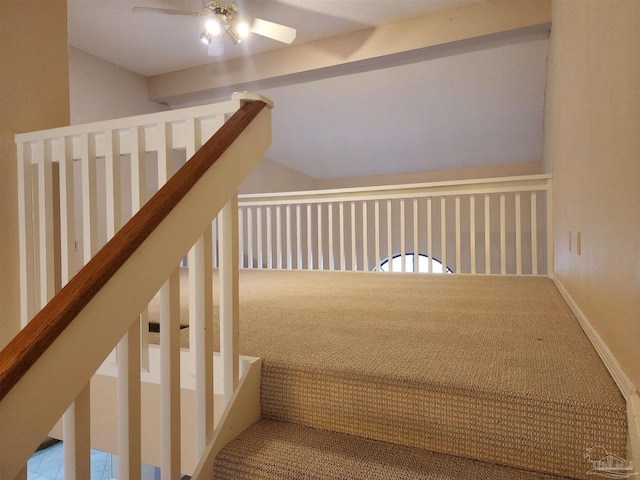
[{"x1": 552, "y1": 277, "x2": 640, "y2": 466}]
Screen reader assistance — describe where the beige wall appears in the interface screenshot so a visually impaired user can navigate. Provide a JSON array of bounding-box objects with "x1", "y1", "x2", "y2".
[
  {"x1": 240, "y1": 160, "x2": 542, "y2": 194},
  {"x1": 317, "y1": 162, "x2": 543, "y2": 189},
  {"x1": 543, "y1": 0, "x2": 640, "y2": 389},
  {"x1": 239, "y1": 157, "x2": 317, "y2": 194},
  {"x1": 69, "y1": 47, "x2": 169, "y2": 125},
  {"x1": 0, "y1": 2, "x2": 70, "y2": 349}
]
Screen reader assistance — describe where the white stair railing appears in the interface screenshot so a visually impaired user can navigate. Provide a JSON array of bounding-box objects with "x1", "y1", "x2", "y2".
[
  {"x1": 1, "y1": 93, "x2": 272, "y2": 480},
  {"x1": 238, "y1": 175, "x2": 553, "y2": 276}
]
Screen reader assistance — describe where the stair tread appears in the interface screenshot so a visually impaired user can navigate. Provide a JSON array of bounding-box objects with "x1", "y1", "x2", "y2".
[{"x1": 215, "y1": 420, "x2": 575, "y2": 480}]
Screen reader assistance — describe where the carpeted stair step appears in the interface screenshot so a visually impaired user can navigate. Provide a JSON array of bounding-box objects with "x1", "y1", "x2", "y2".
[
  {"x1": 260, "y1": 361, "x2": 626, "y2": 480},
  {"x1": 214, "y1": 420, "x2": 575, "y2": 479}
]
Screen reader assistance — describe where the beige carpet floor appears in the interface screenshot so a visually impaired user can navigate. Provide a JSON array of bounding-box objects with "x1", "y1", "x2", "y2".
[{"x1": 148, "y1": 269, "x2": 627, "y2": 479}]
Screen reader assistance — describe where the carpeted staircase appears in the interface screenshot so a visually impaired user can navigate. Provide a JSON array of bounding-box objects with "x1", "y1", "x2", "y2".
[
  {"x1": 215, "y1": 420, "x2": 576, "y2": 479},
  {"x1": 150, "y1": 270, "x2": 628, "y2": 479},
  {"x1": 214, "y1": 358, "x2": 625, "y2": 480}
]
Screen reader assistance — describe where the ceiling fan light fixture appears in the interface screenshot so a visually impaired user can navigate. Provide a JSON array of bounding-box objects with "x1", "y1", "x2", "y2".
[
  {"x1": 200, "y1": 31, "x2": 212, "y2": 45},
  {"x1": 236, "y1": 20, "x2": 250, "y2": 38},
  {"x1": 225, "y1": 24, "x2": 242, "y2": 44},
  {"x1": 132, "y1": 2, "x2": 296, "y2": 54},
  {"x1": 206, "y1": 19, "x2": 221, "y2": 35}
]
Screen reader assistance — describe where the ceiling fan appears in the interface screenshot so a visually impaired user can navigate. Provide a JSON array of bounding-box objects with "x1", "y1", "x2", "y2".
[{"x1": 132, "y1": 1, "x2": 297, "y2": 56}]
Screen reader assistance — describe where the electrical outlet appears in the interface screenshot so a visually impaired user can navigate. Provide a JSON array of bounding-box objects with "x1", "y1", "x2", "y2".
[{"x1": 576, "y1": 232, "x2": 581, "y2": 256}]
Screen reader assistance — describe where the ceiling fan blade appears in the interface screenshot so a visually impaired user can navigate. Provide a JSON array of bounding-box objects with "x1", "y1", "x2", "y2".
[
  {"x1": 208, "y1": 41, "x2": 225, "y2": 57},
  {"x1": 248, "y1": 18, "x2": 296, "y2": 44},
  {"x1": 131, "y1": 6, "x2": 202, "y2": 17}
]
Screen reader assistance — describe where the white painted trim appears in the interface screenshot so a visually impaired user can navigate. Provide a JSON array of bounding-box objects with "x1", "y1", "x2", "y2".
[
  {"x1": 239, "y1": 174, "x2": 552, "y2": 203},
  {"x1": 231, "y1": 92, "x2": 274, "y2": 108},
  {"x1": 14, "y1": 101, "x2": 241, "y2": 143},
  {"x1": 552, "y1": 277, "x2": 640, "y2": 465}
]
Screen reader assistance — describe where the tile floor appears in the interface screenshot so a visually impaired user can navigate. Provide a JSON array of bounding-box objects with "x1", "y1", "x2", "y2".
[{"x1": 27, "y1": 441, "x2": 112, "y2": 480}]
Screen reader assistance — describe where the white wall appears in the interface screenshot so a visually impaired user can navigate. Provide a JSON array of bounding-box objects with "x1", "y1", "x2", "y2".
[
  {"x1": 68, "y1": 48, "x2": 172, "y2": 267},
  {"x1": 69, "y1": 47, "x2": 169, "y2": 125},
  {"x1": 543, "y1": 0, "x2": 640, "y2": 389}
]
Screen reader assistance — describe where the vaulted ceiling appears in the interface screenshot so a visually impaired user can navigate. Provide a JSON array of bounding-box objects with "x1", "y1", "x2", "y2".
[{"x1": 68, "y1": 0, "x2": 551, "y2": 179}]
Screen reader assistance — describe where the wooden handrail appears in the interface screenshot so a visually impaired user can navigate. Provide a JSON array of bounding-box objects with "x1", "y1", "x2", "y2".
[{"x1": 0, "y1": 100, "x2": 267, "y2": 402}]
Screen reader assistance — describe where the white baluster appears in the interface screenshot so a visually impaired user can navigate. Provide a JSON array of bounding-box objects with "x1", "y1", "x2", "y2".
[
  {"x1": 531, "y1": 192, "x2": 538, "y2": 275},
  {"x1": 485, "y1": 194, "x2": 491, "y2": 274},
  {"x1": 500, "y1": 193, "x2": 506, "y2": 274},
  {"x1": 296, "y1": 205, "x2": 302, "y2": 269},
  {"x1": 470, "y1": 195, "x2": 476, "y2": 274},
  {"x1": 63, "y1": 385, "x2": 91, "y2": 480},
  {"x1": 427, "y1": 198, "x2": 433, "y2": 273},
  {"x1": 17, "y1": 142, "x2": 36, "y2": 326},
  {"x1": 248, "y1": 207, "x2": 254, "y2": 269},
  {"x1": 130, "y1": 126, "x2": 150, "y2": 371},
  {"x1": 317, "y1": 204, "x2": 323, "y2": 269},
  {"x1": 57, "y1": 136, "x2": 76, "y2": 287},
  {"x1": 339, "y1": 202, "x2": 345, "y2": 271},
  {"x1": 190, "y1": 227, "x2": 214, "y2": 457},
  {"x1": 362, "y1": 201, "x2": 369, "y2": 271},
  {"x1": 257, "y1": 207, "x2": 263, "y2": 268},
  {"x1": 116, "y1": 323, "x2": 141, "y2": 480},
  {"x1": 239, "y1": 207, "x2": 244, "y2": 268},
  {"x1": 400, "y1": 199, "x2": 406, "y2": 272},
  {"x1": 36, "y1": 140, "x2": 55, "y2": 303},
  {"x1": 219, "y1": 194, "x2": 240, "y2": 405},
  {"x1": 455, "y1": 196, "x2": 461, "y2": 274},
  {"x1": 328, "y1": 203, "x2": 334, "y2": 270},
  {"x1": 267, "y1": 206, "x2": 273, "y2": 269},
  {"x1": 108, "y1": 127, "x2": 141, "y2": 480},
  {"x1": 413, "y1": 199, "x2": 419, "y2": 272},
  {"x1": 307, "y1": 204, "x2": 313, "y2": 269},
  {"x1": 440, "y1": 197, "x2": 446, "y2": 274},
  {"x1": 351, "y1": 202, "x2": 356, "y2": 271},
  {"x1": 80, "y1": 133, "x2": 98, "y2": 263},
  {"x1": 64, "y1": 133, "x2": 96, "y2": 480},
  {"x1": 386, "y1": 200, "x2": 392, "y2": 272},
  {"x1": 160, "y1": 268, "x2": 181, "y2": 480},
  {"x1": 515, "y1": 193, "x2": 522, "y2": 275},
  {"x1": 213, "y1": 217, "x2": 218, "y2": 268},
  {"x1": 286, "y1": 205, "x2": 292, "y2": 269},
  {"x1": 276, "y1": 205, "x2": 282, "y2": 269},
  {"x1": 374, "y1": 200, "x2": 380, "y2": 272}
]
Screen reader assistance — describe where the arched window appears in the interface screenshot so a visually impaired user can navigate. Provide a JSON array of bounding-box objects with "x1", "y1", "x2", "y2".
[{"x1": 376, "y1": 253, "x2": 453, "y2": 273}]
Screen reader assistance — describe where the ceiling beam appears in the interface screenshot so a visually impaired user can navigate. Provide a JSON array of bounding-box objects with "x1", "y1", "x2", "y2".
[{"x1": 149, "y1": 0, "x2": 551, "y2": 104}]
